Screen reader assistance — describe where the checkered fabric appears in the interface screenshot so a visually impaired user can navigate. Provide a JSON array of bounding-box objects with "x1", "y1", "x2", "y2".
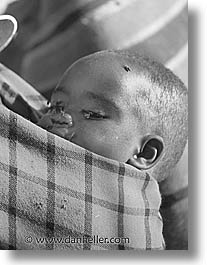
[{"x1": 0, "y1": 93, "x2": 164, "y2": 250}]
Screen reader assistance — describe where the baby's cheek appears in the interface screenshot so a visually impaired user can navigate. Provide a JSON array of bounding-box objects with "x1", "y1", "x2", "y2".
[
  {"x1": 77, "y1": 129, "x2": 132, "y2": 161},
  {"x1": 98, "y1": 130, "x2": 135, "y2": 161}
]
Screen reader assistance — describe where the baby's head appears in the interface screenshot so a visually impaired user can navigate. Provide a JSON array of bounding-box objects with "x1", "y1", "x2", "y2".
[{"x1": 38, "y1": 50, "x2": 188, "y2": 181}]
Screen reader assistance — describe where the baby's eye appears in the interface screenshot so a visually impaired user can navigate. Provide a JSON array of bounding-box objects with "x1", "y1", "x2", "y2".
[{"x1": 82, "y1": 110, "x2": 107, "y2": 120}]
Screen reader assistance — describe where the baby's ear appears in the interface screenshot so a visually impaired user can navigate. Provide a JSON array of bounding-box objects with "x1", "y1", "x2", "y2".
[{"x1": 128, "y1": 135, "x2": 164, "y2": 170}]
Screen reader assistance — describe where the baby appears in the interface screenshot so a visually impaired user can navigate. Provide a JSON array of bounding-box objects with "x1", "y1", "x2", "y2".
[{"x1": 37, "y1": 50, "x2": 188, "y2": 182}]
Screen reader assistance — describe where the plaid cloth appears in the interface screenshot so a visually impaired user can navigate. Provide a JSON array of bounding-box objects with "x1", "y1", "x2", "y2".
[{"x1": 0, "y1": 85, "x2": 164, "y2": 250}]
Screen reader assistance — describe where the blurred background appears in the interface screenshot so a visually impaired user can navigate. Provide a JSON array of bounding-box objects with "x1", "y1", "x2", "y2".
[{"x1": 0, "y1": 0, "x2": 187, "y2": 100}]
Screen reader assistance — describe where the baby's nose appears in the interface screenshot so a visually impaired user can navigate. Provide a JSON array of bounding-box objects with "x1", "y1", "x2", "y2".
[
  {"x1": 37, "y1": 110, "x2": 73, "y2": 130},
  {"x1": 63, "y1": 113, "x2": 73, "y2": 127},
  {"x1": 51, "y1": 112, "x2": 73, "y2": 127}
]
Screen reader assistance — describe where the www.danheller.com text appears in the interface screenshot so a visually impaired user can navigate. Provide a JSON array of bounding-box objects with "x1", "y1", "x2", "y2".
[{"x1": 24, "y1": 235, "x2": 130, "y2": 245}]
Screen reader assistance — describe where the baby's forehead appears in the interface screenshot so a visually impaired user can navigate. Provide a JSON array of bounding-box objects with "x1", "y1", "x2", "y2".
[
  {"x1": 62, "y1": 55, "x2": 141, "y2": 86},
  {"x1": 55, "y1": 53, "x2": 151, "y2": 103},
  {"x1": 66, "y1": 55, "x2": 124, "y2": 77}
]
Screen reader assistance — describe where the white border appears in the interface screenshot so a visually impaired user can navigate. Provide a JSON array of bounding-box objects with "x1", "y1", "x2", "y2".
[{"x1": 0, "y1": 0, "x2": 206, "y2": 264}]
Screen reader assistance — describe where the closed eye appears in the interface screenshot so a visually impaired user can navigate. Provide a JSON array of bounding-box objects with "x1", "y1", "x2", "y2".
[{"x1": 81, "y1": 110, "x2": 108, "y2": 120}]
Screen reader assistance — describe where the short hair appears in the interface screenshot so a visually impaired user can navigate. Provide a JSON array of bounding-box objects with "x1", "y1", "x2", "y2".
[{"x1": 91, "y1": 50, "x2": 188, "y2": 181}]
